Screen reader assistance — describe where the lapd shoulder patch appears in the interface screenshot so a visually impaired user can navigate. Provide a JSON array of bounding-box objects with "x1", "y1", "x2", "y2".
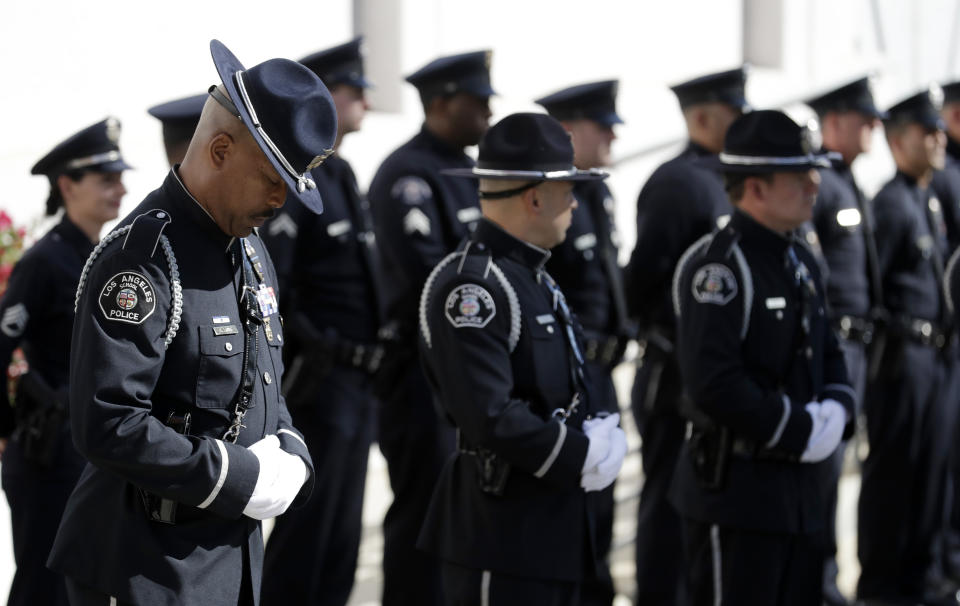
[
  {"x1": 99, "y1": 271, "x2": 157, "y2": 324},
  {"x1": 691, "y1": 263, "x2": 738, "y2": 305},
  {"x1": 391, "y1": 176, "x2": 433, "y2": 205},
  {"x1": 445, "y1": 284, "x2": 496, "y2": 328}
]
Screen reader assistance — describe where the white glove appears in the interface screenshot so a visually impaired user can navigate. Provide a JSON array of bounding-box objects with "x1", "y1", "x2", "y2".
[
  {"x1": 581, "y1": 413, "x2": 620, "y2": 472},
  {"x1": 799, "y1": 400, "x2": 846, "y2": 463},
  {"x1": 582, "y1": 425, "x2": 627, "y2": 492},
  {"x1": 242, "y1": 435, "x2": 308, "y2": 520}
]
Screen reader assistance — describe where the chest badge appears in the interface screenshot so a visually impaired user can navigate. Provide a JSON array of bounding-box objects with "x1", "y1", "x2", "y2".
[
  {"x1": 99, "y1": 271, "x2": 157, "y2": 325},
  {"x1": 445, "y1": 283, "x2": 496, "y2": 329}
]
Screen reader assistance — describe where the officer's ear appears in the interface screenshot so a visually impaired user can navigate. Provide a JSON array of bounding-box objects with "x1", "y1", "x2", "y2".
[{"x1": 208, "y1": 132, "x2": 235, "y2": 170}]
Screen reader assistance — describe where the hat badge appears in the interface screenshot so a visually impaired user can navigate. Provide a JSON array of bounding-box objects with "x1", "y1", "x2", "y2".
[
  {"x1": 929, "y1": 82, "x2": 944, "y2": 110},
  {"x1": 105, "y1": 117, "x2": 121, "y2": 144},
  {"x1": 800, "y1": 119, "x2": 822, "y2": 155}
]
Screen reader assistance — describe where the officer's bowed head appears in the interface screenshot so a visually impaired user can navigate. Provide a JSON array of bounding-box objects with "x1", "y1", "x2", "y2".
[
  {"x1": 206, "y1": 39, "x2": 337, "y2": 214},
  {"x1": 31, "y1": 118, "x2": 132, "y2": 217}
]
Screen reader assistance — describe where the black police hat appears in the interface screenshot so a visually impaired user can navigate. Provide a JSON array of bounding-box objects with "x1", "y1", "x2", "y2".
[
  {"x1": 670, "y1": 66, "x2": 750, "y2": 112},
  {"x1": 535, "y1": 80, "x2": 624, "y2": 127},
  {"x1": 805, "y1": 76, "x2": 886, "y2": 119},
  {"x1": 31, "y1": 117, "x2": 132, "y2": 177},
  {"x1": 884, "y1": 84, "x2": 945, "y2": 130},
  {"x1": 405, "y1": 50, "x2": 496, "y2": 101},
  {"x1": 700, "y1": 109, "x2": 832, "y2": 174},
  {"x1": 443, "y1": 113, "x2": 607, "y2": 183},
  {"x1": 148, "y1": 93, "x2": 207, "y2": 148},
  {"x1": 210, "y1": 39, "x2": 337, "y2": 214},
  {"x1": 943, "y1": 80, "x2": 960, "y2": 105},
  {"x1": 299, "y1": 37, "x2": 372, "y2": 90}
]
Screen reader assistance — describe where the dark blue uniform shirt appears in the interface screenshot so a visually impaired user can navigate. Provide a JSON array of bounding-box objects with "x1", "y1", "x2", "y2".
[
  {"x1": 262, "y1": 153, "x2": 381, "y2": 344},
  {"x1": 626, "y1": 141, "x2": 731, "y2": 334},
  {"x1": 932, "y1": 137, "x2": 960, "y2": 252},
  {"x1": 873, "y1": 171, "x2": 949, "y2": 324},
  {"x1": 368, "y1": 125, "x2": 481, "y2": 338}
]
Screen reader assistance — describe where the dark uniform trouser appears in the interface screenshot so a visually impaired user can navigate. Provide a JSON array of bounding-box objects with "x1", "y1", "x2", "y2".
[
  {"x1": 631, "y1": 355, "x2": 686, "y2": 605},
  {"x1": 379, "y1": 361, "x2": 456, "y2": 606},
  {"x1": 858, "y1": 341, "x2": 956, "y2": 601},
  {"x1": 2, "y1": 430, "x2": 85, "y2": 606},
  {"x1": 946, "y1": 352, "x2": 960, "y2": 579},
  {"x1": 682, "y1": 518, "x2": 825, "y2": 606},
  {"x1": 262, "y1": 367, "x2": 377, "y2": 606},
  {"x1": 441, "y1": 561, "x2": 580, "y2": 606},
  {"x1": 821, "y1": 338, "x2": 867, "y2": 593},
  {"x1": 580, "y1": 361, "x2": 618, "y2": 606}
]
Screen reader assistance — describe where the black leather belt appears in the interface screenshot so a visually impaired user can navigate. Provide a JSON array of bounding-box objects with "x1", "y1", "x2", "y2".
[
  {"x1": 833, "y1": 315, "x2": 874, "y2": 345},
  {"x1": 731, "y1": 437, "x2": 800, "y2": 463},
  {"x1": 583, "y1": 333, "x2": 622, "y2": 366},
  {"x1": 892, "y1": 316, "x2": 949, "y2": 349},
  {"x1": 330, "y1": 339, "x2": 385, "y2": 374}
]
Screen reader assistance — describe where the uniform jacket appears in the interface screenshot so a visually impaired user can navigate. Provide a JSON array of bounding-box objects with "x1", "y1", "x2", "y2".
[
  {"x1": 416, "y1": 218, "x2": 602, "y2": 581},
  {"x1": 932, "y1": 137, "x2": 960, "y2": 253},
  {"x1": 546, "y1": 179, "x2": 627, "y2": 338},
  {"x1": 0, "y1": 217, "x2": 91, "y2": 441},
  {"x1": 261, "y1": 153, "x2": 382, "y2": 345},
  {"x1": 368, "y1": 125, "x2": 481, "y2": 341},
  {"x1": 48, "y1": 170, "x2": 314, "y2": 606},
  {"x1": 806, "y1": 158, "x2": 878, "y2": 319},
  {"x1": 626, "y1": 141, "x2": 731, "y2": 335},
  {"x1": 873, "y1": 171, "x2": 949, "y2": 324},
  {"x1": 670, "y1": 210, "x2": 855, "y2": 534}
]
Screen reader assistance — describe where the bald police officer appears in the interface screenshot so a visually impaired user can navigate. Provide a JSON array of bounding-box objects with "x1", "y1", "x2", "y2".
[
  {"x1": 47, "y1": 41, "x2": 335, "y2": 605},
  {"x1": 418, "y1": 112, "x2": 627, "y2": 606},
  {"x1": 368, "y1": 50, "x2": 494, "y2": 606},
  {"x1": 672, "y1": 110, "x2": 854, "y2": 606},
  {"x1": 0, "y1": 118, "x2": 130, "y2": 606},
  {"x1": 625, "y1": 66, "x2": 749, "y2": 605},
  {"x1": 260, "y1": 38, "x2": 382, "y2": 606}
]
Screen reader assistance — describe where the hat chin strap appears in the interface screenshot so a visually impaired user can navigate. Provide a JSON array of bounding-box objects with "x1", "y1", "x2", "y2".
[
  {"x1": 233, "y1": 71, "x2": 327, "y2": 193},
  {"x1": 478, "y1": 181, "x2": 542, "y2": 199}
]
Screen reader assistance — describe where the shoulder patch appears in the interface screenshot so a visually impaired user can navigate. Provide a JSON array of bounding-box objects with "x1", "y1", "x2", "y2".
[
  {"x1": 391, "y1": 176, "x2": 433, "y2": 205},
  {"x1": 445, "y1": 283, "x2": 496, "y2": 328},
  {"x1": 99, "y1": 271, "x2": 157, "y2": 324},
  {"x1": 1, "y1": 303, "x2": 28, "y2": 338},
  {"x1": 691, "y1": 263, "x2": 738, "y2": 305}
]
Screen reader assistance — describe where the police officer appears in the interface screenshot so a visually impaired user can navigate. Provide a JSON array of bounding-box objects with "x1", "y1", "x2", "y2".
[
  {"x1": 418, "y1": 112, "x2": 627, "y2": 605},
  {"x1": 259, "y1": 37, "x2": 382, "y2": 606},
  {"x1": 148, "y1": 93, "x2": 208, "y2": 166},
  {"x1": 47, "y1": 41, "x2": 334, "y2": 605},
  {"x1": 857, "y1": 86, "x2": 959, "y2": 606},
  {"x1": 367, "y1": 49, "x2": 494, "y2": 606},
  {"x1": 624, "y1": 66, "x2": 749, "y2": 605},
  {"x1": 802, "y1": 76, "x2": 885, "y2": 606},
  {"x1": 0, "y1": 118, "x2": 129, "y2": 606},
  {"x1": 535, "y1": 79, "x2": 627, "y2": 606},
  {"x1": 672, "y1": 109, "x2": 854, "y2": 606}
]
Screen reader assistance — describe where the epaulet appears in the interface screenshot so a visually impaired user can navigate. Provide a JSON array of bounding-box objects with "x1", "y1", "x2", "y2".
[
  {"x1": 672, "y1": 225, "x2": 754, "y2": 340},
  {"x1": 75, "y1": 209, "x2": 183, "y2": 350},
  {"x1": 419, "y1": 241, "x2": 522, "y2": 353}
]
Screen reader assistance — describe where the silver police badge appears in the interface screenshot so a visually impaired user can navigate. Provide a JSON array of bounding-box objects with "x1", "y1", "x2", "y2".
[
  {"x1": 99, "y1": 271, "x2": 157, "y2": 324},
  {"x1": 445, "y1": 283, "x2": 496, "y2": 328},
  {"x1": 692, "y1": 263, "x2": 738, "y2": 305}
]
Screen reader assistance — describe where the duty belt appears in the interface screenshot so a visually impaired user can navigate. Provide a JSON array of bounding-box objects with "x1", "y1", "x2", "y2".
[
  {"x1": 730, "y1": 436, "x2": 800, "y2": 463},
  {"x1": 891, "y1": 316, "x2": 949, "y2": 349},
  {"x1": 329, "y1": 338, "x2": 385, "y2": 375},
  {"x1": 833, "y1": 315, "x2": 875, "y2": 345}
]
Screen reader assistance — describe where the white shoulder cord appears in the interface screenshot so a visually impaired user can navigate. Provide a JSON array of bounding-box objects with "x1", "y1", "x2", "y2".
[{"x1": 75, "y1": 226, "x2": 184, "y2": 349}]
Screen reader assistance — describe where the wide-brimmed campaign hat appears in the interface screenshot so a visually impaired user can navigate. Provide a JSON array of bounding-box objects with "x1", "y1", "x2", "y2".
[
  {"x1": 31, "y1": 117, "x2": 133, "y2": 177},
  {"x1": 699, "y1": 109, "x2": 833, "y2": 174},
  {"x1": 210, "y1": 39, "x2": 337, "y2": 214},
  {"x1": 442, "y1": 112, "x2": 607, "y2": 183}
]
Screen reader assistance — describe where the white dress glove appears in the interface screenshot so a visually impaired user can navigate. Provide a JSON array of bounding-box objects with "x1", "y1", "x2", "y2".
[
  {"x1": 581, "y1": 413, "x2": 627, "y2": 492},
  {"x1": 242, "y1": 435, "x2": 308, "y2": 520},
  {"x1": 800, "y1": 400, "x2": 847, "y2": 463}
]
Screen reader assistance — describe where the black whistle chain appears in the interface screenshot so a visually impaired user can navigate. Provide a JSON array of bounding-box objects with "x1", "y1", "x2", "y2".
[{"x1": 224, "y1": 238, "x2": 262, "y2": 443}]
